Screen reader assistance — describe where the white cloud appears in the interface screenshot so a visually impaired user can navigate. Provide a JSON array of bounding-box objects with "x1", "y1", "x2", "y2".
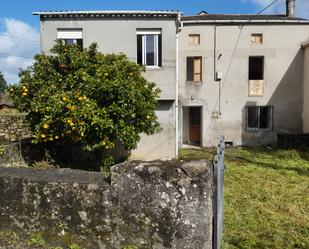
[
  {"x1": 0, "y1": 18, "x2": 39, "y2": 84},
  {"x1": 245, "y1": 0, "x2": 309, "y2": 18}
]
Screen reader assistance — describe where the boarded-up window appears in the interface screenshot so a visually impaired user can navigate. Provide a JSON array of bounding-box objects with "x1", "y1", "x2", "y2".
[
  {"x1": 246, "y1": 106, "x2": 273, "y2": 131},
  {"x1": 249, "y1": 56, "x2": 264, "y2": 80},
  {"x1": 251, "y1": 34, "x2": 263, "y2": 44},
  {"x1": 189, "y1": 34, "x2": 200, "y2": 45},
  {"x1": 187, "y1": 57, "x2": 202, "y2": 82}
]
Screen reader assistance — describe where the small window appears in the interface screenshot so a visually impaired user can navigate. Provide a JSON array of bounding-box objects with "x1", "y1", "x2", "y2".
[
  {"x1": 157, "y1": 100, "x2": 174, "y2": 111},
  {"x1": 137, "y1": 30, "x2": 162, "y2": 67},
  {"x1": 246, "y1": 106, "x2": 273, "y2": 132},
  {"x1": 249, "y1": 56, "x2": 264, "y2": 80},
  {"x1": 251, "y1": 34, "x2": 263, "y2": 44},
  {"x1": 189, "y1": 34, "x2": 200, "y2": 45},
  {"x1": 187, "y1": 57, "x2": 202, "y2": 82},
  {"x1": 57, "y1": 29, "x2": 83, "y2": 48}
]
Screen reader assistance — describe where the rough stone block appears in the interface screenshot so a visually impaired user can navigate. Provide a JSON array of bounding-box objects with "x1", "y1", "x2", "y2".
[{"x1": 0, "y1": 160, "x2": 213, "y2": 249}]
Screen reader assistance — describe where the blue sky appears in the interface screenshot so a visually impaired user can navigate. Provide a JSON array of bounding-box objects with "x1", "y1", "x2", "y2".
[
  {"x1": 0, "y1": 0, "x2": 308, "y2": 83},
  {"x1": 0, "y1": 0, "x2": 274, "y2": 29}
]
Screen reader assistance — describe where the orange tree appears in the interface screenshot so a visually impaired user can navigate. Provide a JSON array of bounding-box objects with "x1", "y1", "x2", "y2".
[{"x1": 10, "y1": 41, "x2": 161, "y2": 166}]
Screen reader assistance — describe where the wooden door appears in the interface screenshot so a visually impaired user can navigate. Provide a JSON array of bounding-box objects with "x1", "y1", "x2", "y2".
[{"x1": 189, "y1": 107, "x2": 201, "y2": 145}]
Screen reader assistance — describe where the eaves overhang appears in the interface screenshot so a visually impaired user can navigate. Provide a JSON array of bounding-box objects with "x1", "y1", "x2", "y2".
[
  {"x1": 33, "y1": 10, "x2": 181, "y2": 19},
  {"x1": 182, "y1": 19, "x2": 309, "y2": 25}
]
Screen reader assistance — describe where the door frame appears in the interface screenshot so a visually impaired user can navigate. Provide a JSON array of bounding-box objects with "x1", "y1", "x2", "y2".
[{"x1": 182, "y1": 106, "x2": 203, "y2": 146}]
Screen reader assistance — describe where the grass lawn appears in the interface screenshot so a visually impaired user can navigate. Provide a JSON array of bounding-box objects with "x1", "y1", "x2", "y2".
[{"x1": 179, "y1": 147, "x2": 309, "y2": 249}]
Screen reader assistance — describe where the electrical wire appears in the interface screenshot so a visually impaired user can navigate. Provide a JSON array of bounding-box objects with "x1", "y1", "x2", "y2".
[
  {"x1": 254, "y1": 0, "x2": 283, "y2": 17},
  {"x1": 215, "y1": 0, "x2": 283, "y2": 110},
  {"x1": 0, "y1": 52, "x2": 34, "y2": 59},
  {"x1": 0, "y1": 34, "x2": 39, "y2": 45}
]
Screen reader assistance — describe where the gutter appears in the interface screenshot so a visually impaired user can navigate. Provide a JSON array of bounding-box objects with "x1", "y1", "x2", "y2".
[
  {"x1": 182, "y1": 19, "x2": 309, "y2": 25},
  {"x1": 33, "y1": 10, "x2": 180, "y2": 16}
]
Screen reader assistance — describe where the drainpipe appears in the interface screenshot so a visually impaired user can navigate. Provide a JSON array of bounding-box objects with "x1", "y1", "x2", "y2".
[
  {"x1": 175, "y1": 13, "x2": 182, "y2": 157},
  {"x1": 214, "y1": 25, "x2": 217, "y2": 81}
]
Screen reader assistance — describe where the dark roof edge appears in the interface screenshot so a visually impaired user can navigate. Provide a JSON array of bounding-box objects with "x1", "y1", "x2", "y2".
[
  {"x1": 182, "y1": 19, "x2": 309, "y2": 24},
  {"x1": 33, "y1": 10, "x2": 181, "y2": 17}
]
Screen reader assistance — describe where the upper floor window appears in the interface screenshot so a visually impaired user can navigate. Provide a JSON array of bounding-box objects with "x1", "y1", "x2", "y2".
[
  {"x1": 57, "y1": 29, "x2": 83, "y2": 48},
  {"x1": 251, "y1": 34, "x2": 263, "y2": 44},
  {"x1": 189, "y1": 34, "x2": 200, "y2": 45},
  {"x1": 249, "y1": 56, "x2": 264, "y2": 80},
  {"x1": 137, "y1": 30, "x2": 162, "y2": 67},
  {"x1": 187, "y1": 57, "x2": 202, "y2": 82}
]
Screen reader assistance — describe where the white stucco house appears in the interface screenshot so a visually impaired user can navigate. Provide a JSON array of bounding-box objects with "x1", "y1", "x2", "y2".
[{"x1": 34, "y1": 0, "x2": 309, "y2": 160}]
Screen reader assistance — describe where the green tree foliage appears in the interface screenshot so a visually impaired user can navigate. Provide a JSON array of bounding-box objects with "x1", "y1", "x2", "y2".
[
  {"x1": 0, "y1": 71, "x2": 7, "y2": 93},
  {"x1": 10, "y1": 40, "x2": 161, "y2": 154}
]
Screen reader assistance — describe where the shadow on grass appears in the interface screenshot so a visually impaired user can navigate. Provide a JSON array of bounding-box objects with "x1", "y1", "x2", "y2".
[
  {"x1": 228, "y1": 157, "x2": 309, "y2": 176},
  {"x1": 180, "y1": 146, "x2": 309, "y2": 177},
  {"x1": 224, "y1": 147, "x2": 309, "y2": 177}
]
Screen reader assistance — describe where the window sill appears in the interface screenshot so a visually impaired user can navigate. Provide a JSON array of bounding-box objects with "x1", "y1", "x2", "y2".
[
  {"x1": 246, "y1": 129, "x2": 272, "y2": 132},
  {"x1": 186, "y1": 80, "x2": 203, "y2": 84},
  {"x1": 145, "y1": 66, "x2": 163, "y2": 71}
]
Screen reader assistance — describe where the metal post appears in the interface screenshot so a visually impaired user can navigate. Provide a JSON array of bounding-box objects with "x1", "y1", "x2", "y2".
[{"x1": 213, "y1": 136, "x2": 225, "y2": 249}]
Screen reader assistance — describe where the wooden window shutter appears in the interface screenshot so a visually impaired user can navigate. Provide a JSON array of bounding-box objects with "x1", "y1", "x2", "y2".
[
  {"x1": 193, "y1": 57, "x2": 202, "y2": 81},
  {"x1": 251, "y1": 34, "x2": 263, "y2": 44},
  {"x1": 189, "y1": 34, "x2": 200, "y2": 45},
  {"x1": 189, "y1": 35, "x2": 194, "y2": 45}
]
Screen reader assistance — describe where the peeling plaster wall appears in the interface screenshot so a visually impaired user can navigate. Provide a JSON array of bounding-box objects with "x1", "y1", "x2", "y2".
[{"x1": 0, "y1": 160, "x2": 213, "y2": 249}]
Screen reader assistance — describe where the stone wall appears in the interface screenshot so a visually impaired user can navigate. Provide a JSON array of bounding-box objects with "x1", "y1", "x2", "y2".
[
  {"x1": 0, "y1": 160, "x2": 213, "y2": 249},
  {"x1": 0, "y1": 114, "x2": 31, "y2": 142}
]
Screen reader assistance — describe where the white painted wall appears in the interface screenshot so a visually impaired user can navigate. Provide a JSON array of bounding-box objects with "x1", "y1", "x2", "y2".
[
  {"x1": 179, "y1": 24, "x2": 309, "y2": 146},
  {"x1": 39, "y1": 16, "x2": 178, "y2": 160}
]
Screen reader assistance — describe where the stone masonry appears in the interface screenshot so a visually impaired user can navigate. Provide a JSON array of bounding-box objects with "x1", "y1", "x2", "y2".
[
  {"x1": 0, "y1": 160, "x2": 213, "y2": 249},
  {"x1": 0, "y1": 115, "x2": 31, "y2": 142}
]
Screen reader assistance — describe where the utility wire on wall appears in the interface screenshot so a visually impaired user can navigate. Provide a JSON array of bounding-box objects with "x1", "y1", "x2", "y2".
[{"x1": 215, "y1": 0, "x2": 283, "y2": 112}]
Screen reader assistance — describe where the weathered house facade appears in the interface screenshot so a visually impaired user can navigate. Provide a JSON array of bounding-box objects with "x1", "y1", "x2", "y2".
[
  {"x1": 34, "y1": 0, "x2": 309, "y2": 160},
  {"x1": 35, "y1": 11, "x2": 180, "y2": 160}
]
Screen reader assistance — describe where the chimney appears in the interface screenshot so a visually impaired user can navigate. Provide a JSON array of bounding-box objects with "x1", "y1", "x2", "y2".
[{"x1": 286, "y1": 0, "x2": 296, "y2": 17}]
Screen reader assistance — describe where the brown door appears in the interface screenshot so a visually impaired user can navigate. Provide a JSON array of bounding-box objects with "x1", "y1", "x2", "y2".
[{"x1": 189, "y1": 107, "x2": 201, "y2": 145}]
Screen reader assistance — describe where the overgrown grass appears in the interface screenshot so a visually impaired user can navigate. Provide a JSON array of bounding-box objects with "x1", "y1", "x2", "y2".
[
  {"x1": 0, "y1": 230, "x2": 84, "y2": 249},
  {"x1": 179, "y1": 146, "x2": 309, "y2": 249}
]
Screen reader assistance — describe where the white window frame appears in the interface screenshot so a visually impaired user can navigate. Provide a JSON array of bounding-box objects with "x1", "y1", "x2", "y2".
[
  {"x1": 57, "y1": 29, "x2": 83, "y2": 46},
  {"x1": 137, "y1": 30, "x2": 161, "y2": 68},
  {"x1": 57, "y1": 29, "x2": 83, "y2": 39}
]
